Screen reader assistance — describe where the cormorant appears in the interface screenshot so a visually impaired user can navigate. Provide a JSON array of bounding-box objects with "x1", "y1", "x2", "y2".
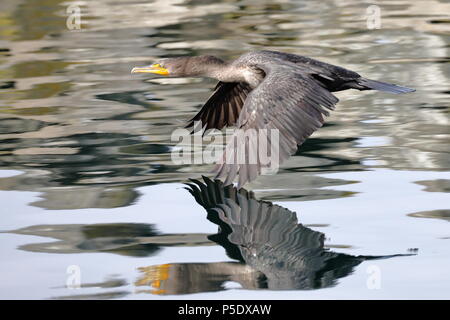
[{"x1": 132, "y1": 51, "x2": 415, "y2": 187}]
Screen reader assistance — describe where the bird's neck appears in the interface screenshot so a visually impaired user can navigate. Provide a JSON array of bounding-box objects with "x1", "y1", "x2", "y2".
[
  {"x1": 186, "y1": 56, "x2": 246, "y2": 83},
  {"x1": 185, "y1": 56, "x2": 261, "y2": 86},
  {"x1": 209, "y1": 64, "x2": 263, "y2": 87},
  {"x1": 203, "y1": 63, "x2": 244, "y2": 83}
]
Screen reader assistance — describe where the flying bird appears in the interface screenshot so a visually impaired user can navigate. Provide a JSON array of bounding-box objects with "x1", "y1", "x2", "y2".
[{"x1": 132, "y1": 50, "x2": 415, "y2": 187}]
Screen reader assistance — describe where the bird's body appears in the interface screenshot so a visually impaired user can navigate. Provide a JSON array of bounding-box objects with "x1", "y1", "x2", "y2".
[{"x1": 132, "y1": 50, "x2": 415, "y2": 187}]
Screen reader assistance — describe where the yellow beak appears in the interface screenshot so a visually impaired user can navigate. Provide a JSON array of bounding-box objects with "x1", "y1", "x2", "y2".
[{"x1": 131, "y1": 64, "x2": 169, "y2": 75}]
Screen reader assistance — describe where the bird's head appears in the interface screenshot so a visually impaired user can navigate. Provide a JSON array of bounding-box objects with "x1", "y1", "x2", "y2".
[{"x1": 131, "y1": 56, "x2": 225, "y2": 77}]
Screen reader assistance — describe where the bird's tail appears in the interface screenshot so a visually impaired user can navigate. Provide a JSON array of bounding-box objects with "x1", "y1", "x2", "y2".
[{"x1": 356, "y1": 78, "x2": 415, "y2": 94}]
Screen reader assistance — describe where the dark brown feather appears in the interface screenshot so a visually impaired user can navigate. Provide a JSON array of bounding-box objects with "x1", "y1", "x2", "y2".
[
  {"x1": 185, "y1": 82, "x2": 252, "y2": 132},
  {"x1": 214, "y1": 62, "x2": 339, "y2": 188}
]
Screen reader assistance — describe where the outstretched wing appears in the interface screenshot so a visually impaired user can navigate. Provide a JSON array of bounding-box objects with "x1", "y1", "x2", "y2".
[
  {"x1": 256, "y1": 50, "x2": 361, "y2": 81},
  {"x1": 259, "y1": 50, "x2": 415, "y2": 93},
  {"x1": 185, "y1": 177, "x2": 325, "y2": 260},
  {"x1": 185, "y1": 81, "x2": 252, "y2": 131},
  {"x1": 214, "y1": 62, "x2": 339, "y2": 187}
]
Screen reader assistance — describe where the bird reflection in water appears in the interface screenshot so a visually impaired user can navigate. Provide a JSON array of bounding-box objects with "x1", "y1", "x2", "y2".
[{"x1": 135, "y1": 177, "x2": 409, "y2": 295}]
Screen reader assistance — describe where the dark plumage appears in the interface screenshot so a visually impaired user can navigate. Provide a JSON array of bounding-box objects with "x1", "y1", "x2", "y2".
[{"x1": 132, "y1": 50, "x2": 415, "y2": 187}]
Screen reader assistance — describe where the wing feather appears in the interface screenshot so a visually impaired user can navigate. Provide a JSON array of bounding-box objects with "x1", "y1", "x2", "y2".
[
  {"x1": 214, "y1": 63, "x2": 339, "y2": 187},
  {"x1": 186, "y1": 81, "x2": 252, "y2": 132}
]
